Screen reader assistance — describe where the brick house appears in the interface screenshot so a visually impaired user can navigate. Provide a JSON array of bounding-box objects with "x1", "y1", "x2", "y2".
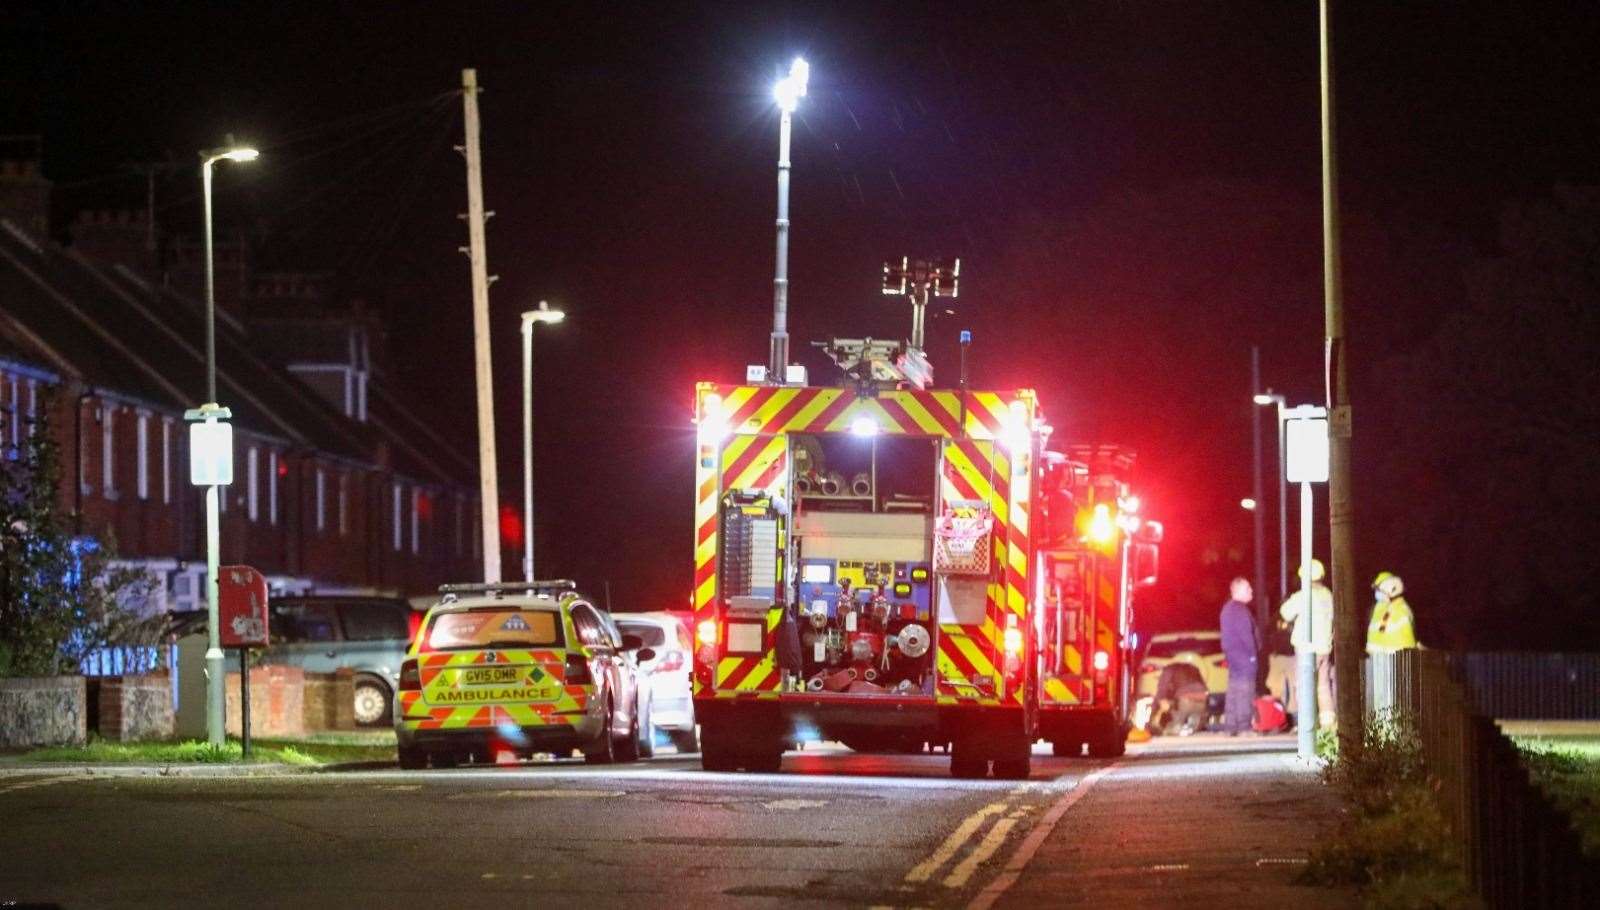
[{"x1": 0, "y1": 160, "x2": 492, "y2": 610}]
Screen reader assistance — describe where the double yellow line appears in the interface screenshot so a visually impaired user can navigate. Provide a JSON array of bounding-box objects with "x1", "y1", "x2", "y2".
[{"x1": 899, "y1": 763, "x2": 1122, "y2": 904}]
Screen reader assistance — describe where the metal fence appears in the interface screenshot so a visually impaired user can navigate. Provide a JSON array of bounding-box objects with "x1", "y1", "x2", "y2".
[
  {"x1": 1367, "y1": 650, "x2": 1597, "y2": 908},
  {"x1": 79, "y1": 643, "x2": 171, "y2": 677},
  {"x1": 1460, "y1": 652, "x2": 1600, "y2": 720}
]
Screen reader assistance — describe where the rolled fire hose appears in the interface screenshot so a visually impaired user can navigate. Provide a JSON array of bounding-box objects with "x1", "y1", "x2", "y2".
[
  {"x1": 820, "y1": 472, "x2": 843, "y2": 495},
  {"x1": 863, "y1": 667, "x2": 879, "y2": 682},
  {"x1": 850, "y1": 473, "x2": 872, "y2": 496},
  {"x1": 806, "y1": 674, "x2": 826, "y2": 692},
  {"x1": 795, "y1": 474, "x2": 814, "y2": 495}
]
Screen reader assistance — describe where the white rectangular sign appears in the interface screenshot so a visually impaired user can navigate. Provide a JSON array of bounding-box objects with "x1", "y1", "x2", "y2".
[
  {"x1": 189, "y1": 420, "x2": 234, "y2": 486},
  {"x1": 1286, "y1": 416, "x2": 1329, "y2": 484}
]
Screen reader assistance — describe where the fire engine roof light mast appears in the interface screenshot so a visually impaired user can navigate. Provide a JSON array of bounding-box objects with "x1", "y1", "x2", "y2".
[{"x1": 768, "y1": 57, "x2": 808, "y2": 385}]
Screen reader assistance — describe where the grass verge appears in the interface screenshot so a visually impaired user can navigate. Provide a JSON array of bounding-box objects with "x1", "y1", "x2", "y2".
[
  {"x1": 1299, "y1": 716, "x2": 1476, "y2": 908},
  {"x1": 1513, "y1": 735, "x2": 1600, "y2": 855},
  {"x1": 19, "y1": 733, "x2": 396, "y2": 766}
]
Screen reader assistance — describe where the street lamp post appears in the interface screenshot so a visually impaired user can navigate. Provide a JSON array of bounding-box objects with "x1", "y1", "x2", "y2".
[
  {"x1": 196, "y1": 143, "x2": 257, "y2": 747},
  {"x1": 1255, "y1": 391, "x2": 1289, "y2": 605},
  {"x1": 520, "y1": 301, "x2": 565, "y2": 582},
  {"x1": 768, "y1": 57, "x2": 809, "y2": 384}
]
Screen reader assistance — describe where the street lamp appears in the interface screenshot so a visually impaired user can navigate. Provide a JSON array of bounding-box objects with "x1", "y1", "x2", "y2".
[
  {"x1": 768, "y1": 57, "x2": 809, "y2": 384},
  {"x1": 1254, "y1": 390, "x2": 1288, "y2": 605},
  {"x1": 196, "y1": 141, "x2": 256, "y2": 748},
  {"x1": 520, "y1": 301, "x2": 565, "y2": 581}
]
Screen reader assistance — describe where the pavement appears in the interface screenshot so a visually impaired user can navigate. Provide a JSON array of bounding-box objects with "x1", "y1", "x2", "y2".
[{"x1": 0, "y1": 733, "x2": 1356, "y2": 908}]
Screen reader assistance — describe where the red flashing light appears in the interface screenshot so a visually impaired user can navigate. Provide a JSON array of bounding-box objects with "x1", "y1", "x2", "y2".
[{"x1": 498, "y1": 505, "x2": 523, "y2": 549}]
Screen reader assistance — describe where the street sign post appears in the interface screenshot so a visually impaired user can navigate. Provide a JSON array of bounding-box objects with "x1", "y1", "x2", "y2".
[
  {"x1": 218, "y1": 565, "x2": 268, "y2": 758},
  {"x1": 1284, "y1": 405, "x2": 1328, "y2": 760}
]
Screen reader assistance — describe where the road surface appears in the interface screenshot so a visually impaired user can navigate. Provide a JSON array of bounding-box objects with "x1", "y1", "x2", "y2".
[{"x1": 0, "y1": 738, "x2": 1351, "y2": 908}]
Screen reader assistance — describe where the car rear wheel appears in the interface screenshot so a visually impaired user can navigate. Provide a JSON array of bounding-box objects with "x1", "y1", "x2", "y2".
[
  {"x1": 636, "y1": 703, "x2": 656, "y2": 759},
  {"x1": 353, "y1": 676, "x2": 392, "y2": 727},
  {"x1": 616, "y1": 708, "x2": 641, "y2": 763},
  {"x1": 585, "y1": 701, "x2": 618, "y2": 765}
]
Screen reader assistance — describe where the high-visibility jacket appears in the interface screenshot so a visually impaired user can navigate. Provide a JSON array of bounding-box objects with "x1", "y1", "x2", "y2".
[
  {"x1": 1280, "y1": 583, "x2": 1333, "y2": 655},
  {"x1": 1366, "y1": 596, "x2": 1417, "y2": 653}
]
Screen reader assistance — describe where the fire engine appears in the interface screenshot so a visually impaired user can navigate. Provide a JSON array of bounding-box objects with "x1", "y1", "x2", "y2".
[
  {"x1": 689, "y1": 330, "x2": 1161, "y2": 778},
  {"x1": 1034, "y1": 445, "x2": 1163, "y2": 758}
]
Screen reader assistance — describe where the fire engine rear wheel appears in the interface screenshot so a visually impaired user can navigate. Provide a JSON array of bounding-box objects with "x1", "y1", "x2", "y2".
[
  {"x1": 431, "y1": 751, "x2": 460, "y2": 769},
  {"x1": 1087, "y1": 733, "x2": 1126, "y2": 758},
  {"x1": 991, "y1": 754, "x2": 1031, "y2": 780},
  {"x1": 950, "y1": 743, "x2": 989, "y2": 779},
  {"x1": 1050, "y1": 739, "x2": 1084, "y2": 758},
  {"x1": 700, "y1": 725, "x2": 739, "y2": 772},
  {"x1": 746, "y1": 746, "x2": 784, "y2": 774},
  {"x1": 670, "y1": 728, "x2": 700, "y2": 754}
]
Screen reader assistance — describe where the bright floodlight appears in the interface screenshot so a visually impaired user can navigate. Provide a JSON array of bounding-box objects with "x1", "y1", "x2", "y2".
[
  {"x1": 523, "y1": 300, "x2": 565, "y2": 326},
  {"x1": 223, "y1": 148, "x2": 259, "y2": 162},
  {"x1": 774, "y1": 57, "x2": 810, "y2": 113},
  {"x1": 1253, "y1": 393, "x2": 1277, "y2": 406},
  {"x1": 849, "y1": 415, "x2": 879, "y2": 437}
]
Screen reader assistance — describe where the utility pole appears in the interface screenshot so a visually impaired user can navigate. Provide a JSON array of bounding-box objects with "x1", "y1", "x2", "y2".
[
  {"x1": 123, "y1": 161, "x2": 175, "y2": 255},
  {"x1": 460, "y1": 67, "x2": 502, "y2": 583},
  {"x1": 1319, "y1": 0, "x2": 1363, "y2": 753},
  {"x1": 1251, "y1": 346, "x2": 1268, "y2": 635}
]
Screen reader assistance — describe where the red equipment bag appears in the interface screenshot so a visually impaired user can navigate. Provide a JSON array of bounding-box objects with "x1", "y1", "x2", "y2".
[{"x1": 1252, "y1": 695, "x2": 1288, "y2": 733}]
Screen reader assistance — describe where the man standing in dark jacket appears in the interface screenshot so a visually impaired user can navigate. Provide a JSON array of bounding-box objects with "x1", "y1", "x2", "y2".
[{"x1": 1219, "y1": 577, "x2": 1260, "y2": 735}]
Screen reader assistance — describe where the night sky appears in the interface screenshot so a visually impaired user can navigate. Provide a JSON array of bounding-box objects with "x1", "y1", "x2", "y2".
[{"x1": 5, "y1": 3, "x2": 1598, "y2": 641}]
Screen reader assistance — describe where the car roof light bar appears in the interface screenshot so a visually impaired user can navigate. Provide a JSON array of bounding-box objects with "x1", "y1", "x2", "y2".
[{"x1": 437, "y1": 580, "x2": 578, "y2": 595}]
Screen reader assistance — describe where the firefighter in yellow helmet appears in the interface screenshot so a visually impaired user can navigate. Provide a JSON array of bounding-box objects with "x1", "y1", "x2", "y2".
[
  {"x1": 1280, "y1": 558, "x2": 1334, "y2": 729},
  {"x1": 1366, "y1": 571, "x2": 1417, "y2": 654}
]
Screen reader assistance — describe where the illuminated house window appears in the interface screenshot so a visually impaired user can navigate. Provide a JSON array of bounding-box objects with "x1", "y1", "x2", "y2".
[
  {"x1": 136, "y1": 412, "x2": 150, "y2": 500},
  {"x1": 268, "y1": 451, "x2": 279, "y2": 525},
  {"x1": 392, "y1": 482, "x2": 403, "y2": 552},
  {"x1": 162, "y1": 419, "x2": 172, "y2": 504},
  {"x1": 246, "y1": 447, "x2": 259, "y2": 521},
  {"x1": 101, "y1": 405, "x2": 116, "y2": 499}
]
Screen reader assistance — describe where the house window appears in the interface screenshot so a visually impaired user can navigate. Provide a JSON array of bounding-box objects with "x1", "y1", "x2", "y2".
[
  {"x1": 101, "y1": 405, "x2": 116, "y2": 499},
  {"x1": 246, "y1": 447, "x2": 259, "y2": 521},
  {"x1": 315, "y1": 468, "x2": 326, "y2": 532},
  {"x1": 392, "y1": 482, "x2": 403, "y2": 552},
  {"x1": 161, "y1": 419, "x2": 172, "y2": 504},
  {"x1": 410, "y1": 487, "x2": 421, "y2": 554},
  {"x1": 268, "y1": 451, "x2": 279, "y2": 525},
  {"x1": 338, "y1": 472, "x2": 349, "y2": 536},
  {"x1": 136, "y1": 412, "x2": 150, "y2": 500}
]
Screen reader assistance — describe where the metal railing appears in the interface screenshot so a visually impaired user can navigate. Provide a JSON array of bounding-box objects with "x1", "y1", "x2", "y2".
[{"x1": 1367, "y1": 650, "x2": 1597, "y2": 907}]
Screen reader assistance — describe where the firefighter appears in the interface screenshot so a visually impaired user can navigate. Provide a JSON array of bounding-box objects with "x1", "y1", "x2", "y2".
[
  {"x1": 1279, "y1": 558, "x2": 1335, "y2": 729},
  {"x1": 1219, "y1": 576, "x2": 1260, "y2": 735},
  {"x1": 1366, "y1": 571, "x2": 1417, "y2": 653}
]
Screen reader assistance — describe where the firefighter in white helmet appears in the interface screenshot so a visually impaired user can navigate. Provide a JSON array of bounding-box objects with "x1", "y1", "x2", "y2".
[
  {"x1": 1279, "y1": 558, "x2": 1335, "y2": 729},
  {"x1": 1366, "y1": 571, "x2": 1417, "y2": 654}
]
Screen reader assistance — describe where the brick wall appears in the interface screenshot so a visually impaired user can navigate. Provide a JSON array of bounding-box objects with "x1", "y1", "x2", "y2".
[
  {"x1": 302, "y1": 669, "x2": 357, "y2": 732},
  {"x1": 97, "y1": 674, "x2": 174, "y2": 742},
  {"x1": 224, "y1": 665, "x2": 305, "y2": 738}
]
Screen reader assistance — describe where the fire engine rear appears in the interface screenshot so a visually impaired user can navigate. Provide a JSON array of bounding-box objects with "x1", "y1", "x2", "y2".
[{"x1": 691, "y1": 334, "x2": 1048, "y2": 778}]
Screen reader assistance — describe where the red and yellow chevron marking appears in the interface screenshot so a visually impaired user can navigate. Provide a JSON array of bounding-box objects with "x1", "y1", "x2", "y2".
[
  {"x1": 705, "y1": 384, "x2": 1034, "y2": 440},
  {"x1": 713, "y1": 607, "x2": 784, "y2": 694},
  {"x1": 720, "y1": 434, "x2": 788, "y2": 493},
  {"x1": 1039, "y1": 549, "x2": 1123, "y2": 708},
  {"x1": 397, "y1": 649, "x2": 589, "y2": 731}
]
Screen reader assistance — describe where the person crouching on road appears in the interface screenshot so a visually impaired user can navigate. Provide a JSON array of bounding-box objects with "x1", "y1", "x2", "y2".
[
  {"x1": 1366, "y1": 571, "x2": 1417, "y2": 654},
  {"x1": 1219, "y1": 577, "x2": 1260, "y2": 736},
  {"x1": 1280, "y1": 558, "x2": 1335, "y2": 730},
  {"x1": 1150, "y1": 661, "x2": 1209, "y2": 737}
]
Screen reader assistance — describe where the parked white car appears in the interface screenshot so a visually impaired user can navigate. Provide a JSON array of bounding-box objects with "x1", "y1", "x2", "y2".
[{"x1": 616, "y1": 612, "x2": 697, "y2": 754}]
